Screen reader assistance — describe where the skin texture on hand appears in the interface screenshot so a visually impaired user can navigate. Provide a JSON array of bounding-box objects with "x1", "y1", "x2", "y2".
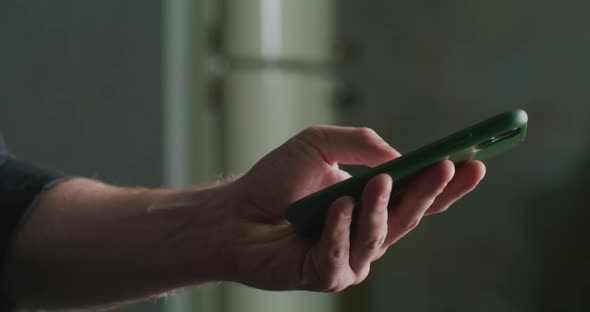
[{"x1": 222, "y1": 126, "x2": 486, "y2": 292}]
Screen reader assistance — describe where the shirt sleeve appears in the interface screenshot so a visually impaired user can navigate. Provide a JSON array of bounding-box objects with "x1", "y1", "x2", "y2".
[{"x1": 0, "y1": 136, "x2": 68, "y2": 310}]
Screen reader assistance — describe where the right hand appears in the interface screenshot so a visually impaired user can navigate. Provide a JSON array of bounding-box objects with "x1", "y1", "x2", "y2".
[{"x1": 220, "y1": 125, "x2": 486, "y2": 291}]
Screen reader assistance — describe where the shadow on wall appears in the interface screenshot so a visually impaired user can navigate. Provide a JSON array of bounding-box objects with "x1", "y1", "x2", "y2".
[{"x1": 525, "y1": 148, "x2": 590, "y2": 311}]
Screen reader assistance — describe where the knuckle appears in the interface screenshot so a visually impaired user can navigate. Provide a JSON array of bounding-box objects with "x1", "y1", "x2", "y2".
[
  {"x1": 320, "y1": 274, "x2": 346, "y2": 292},
  {"x1": 334, "y1": 196, "x2": 354, "y2": 211},
  {"x1": 431, "y1": 171, "x2": 453, "y2": 194},
  {"x1": 353, "y1": 266, "x2": 371, "y2": 285},
  {"x1": 416, "y1": 180, "x2": 443, "y2": 198},
  {"x1": 336, "y1": 213, "x2": 353, "y2": 227},
  {"x1": 375, "y1": 195, "x2": 390, "y2": 210},
  {"x1": 400, "y1": 216, "x2": 420, "y2": 231},
  {"x1": 434, "y1": 183, "x2": 449, "y2": 196},
  {"x1": 432, "y1": 204, "x2": 450, "y2": 214},
  {"x1": 329, "y1": 246, "x2": 349, "y2": 263},
  {"x1": 365, "y1": 235, "x2": 385, "y2": 251},
  {"x1": 301, "y1": 125, "x2": 326, "y2": 140},
  {"x1": 373, "y1": 248, "x2": 387, "y2": 261},
  {"x1": 357, "y1": 127, "x2": 378, "y2": 140},
  {"x1": 416, "y1": 172, "x2": 448, "y2": 197}
]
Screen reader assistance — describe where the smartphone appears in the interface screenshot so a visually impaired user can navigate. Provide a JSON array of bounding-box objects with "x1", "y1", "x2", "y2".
[{"x1": 285, "y1": 108, "x2": 528, "y2": 240}]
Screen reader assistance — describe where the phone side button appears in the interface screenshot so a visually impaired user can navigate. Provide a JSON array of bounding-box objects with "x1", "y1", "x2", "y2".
[{"x1": 449, "y1": 133, "x2": 473, "y2": 149}]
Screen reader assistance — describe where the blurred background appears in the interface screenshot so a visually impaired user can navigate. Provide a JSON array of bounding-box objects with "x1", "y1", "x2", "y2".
[{"x1": 1, "y1": 0, "x2": 588, "y2": 311}]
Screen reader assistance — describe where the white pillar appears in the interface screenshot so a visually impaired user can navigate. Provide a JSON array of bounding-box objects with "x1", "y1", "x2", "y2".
[
  {"x1": 220, "y1": 1, "x2": 339, "y2": 311},
  {"x1": 163, "y1": 0, "x2": 222, "y2": 311}
]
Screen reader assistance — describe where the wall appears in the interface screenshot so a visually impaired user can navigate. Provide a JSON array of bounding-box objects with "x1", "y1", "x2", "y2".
[
  {"x1": 339, "y1": 0, "x2": 590, "y2": 311},
  {"x1": 1, "y1": 1, "x2": 163, "y2": 311}
]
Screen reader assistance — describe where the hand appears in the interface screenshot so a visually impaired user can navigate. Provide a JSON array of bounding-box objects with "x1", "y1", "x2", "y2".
[{"x1": 221, "y1": 126, "x2": 486, "y2": 292}]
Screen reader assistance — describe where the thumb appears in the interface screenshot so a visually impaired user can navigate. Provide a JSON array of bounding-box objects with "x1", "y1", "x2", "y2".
[{"x1": 296, "y1": 125, "x2": 400, "y2": 167}]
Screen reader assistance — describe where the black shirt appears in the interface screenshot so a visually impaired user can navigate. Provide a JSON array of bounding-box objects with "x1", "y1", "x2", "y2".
[{"x1": 0, "y1": 136, "x2": 67, "y2": 309}]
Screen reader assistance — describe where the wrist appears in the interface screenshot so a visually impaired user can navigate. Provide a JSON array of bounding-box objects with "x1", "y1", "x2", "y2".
[{"x1": 147, "y1": 182, "x2": 238, "y2": 285}]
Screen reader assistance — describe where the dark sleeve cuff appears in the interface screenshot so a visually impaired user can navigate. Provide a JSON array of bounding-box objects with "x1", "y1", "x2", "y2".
[{"x1": 0, "y1": 154, "x2": 68, "y2": 310}]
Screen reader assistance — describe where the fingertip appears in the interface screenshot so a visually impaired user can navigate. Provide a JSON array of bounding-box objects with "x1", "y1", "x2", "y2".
[
  {"x1": 423, "y1": 161, "x2": 486, "y2": 216},
  {"x1": 408, "y1": 160, "x2": 455, "y2": 197},
  {"x1": 461, "y1": 160, "x2": 487, "y2": 188},
  {"x1": 440, "y1": 159, "x2": 456, "y2": 178},
  {"x1": 381, "y1": 172, "x2": 394, "y2": 186},
  {"x1": 335, "y1": 195, "x2": 355, "y2": 206},
  {"x1": 374, "y1": 173, "x2": 393, "y2": 190},
  {"x1": 473, "y1": 160, "x2": 487, "y2": 181},
  {"x1": 381, "y1": 174, "x2": 394, "y2": 200},
  {"x1": 432, "y1": 160, "x2": 455, "y2": 187},
  {"x1": 366, "y1": 145, "x2": 401, "y2": 168},
  {"x1": 364, "y1": 174, "x2": 393, "y2": 203},
  {"x1": 381, "y1": 143, "x2": 402, "y2": 159}
]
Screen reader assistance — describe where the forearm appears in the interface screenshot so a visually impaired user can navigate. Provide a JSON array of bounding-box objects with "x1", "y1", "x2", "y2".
[{"x1": 1, "y1": 178, "x2": 233, "y2": 309}]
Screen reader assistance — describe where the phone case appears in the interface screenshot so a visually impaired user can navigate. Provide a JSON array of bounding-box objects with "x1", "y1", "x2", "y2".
[{"x1": 286, "y1": 109, "x2": 528, "y2": 240}]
